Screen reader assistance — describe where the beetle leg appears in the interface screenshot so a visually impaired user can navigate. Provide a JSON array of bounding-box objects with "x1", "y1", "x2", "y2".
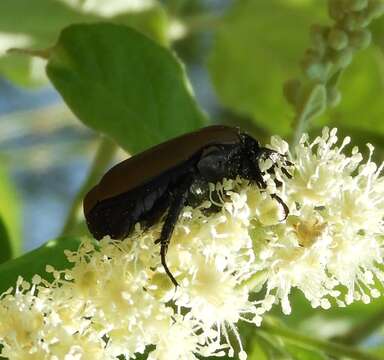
[
  {"x1": 142, "y1": 191, "x2": 171, "y2": 229},
  {"x1": 155, "y1": 176, "x2": 194, "y2": 287}
]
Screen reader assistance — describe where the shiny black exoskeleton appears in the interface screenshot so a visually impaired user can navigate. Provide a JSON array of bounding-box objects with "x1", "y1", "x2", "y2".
[{"x1": 84, "y1": 126, "x2": 288, "y2": 286}]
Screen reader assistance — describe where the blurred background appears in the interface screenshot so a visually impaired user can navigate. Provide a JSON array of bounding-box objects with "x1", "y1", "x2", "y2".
[{"x1": 1, "y1": 0, "x2": 384, "y2": 355}]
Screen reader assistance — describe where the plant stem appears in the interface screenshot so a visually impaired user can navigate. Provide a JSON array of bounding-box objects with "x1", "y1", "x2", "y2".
[
  {"x1": 181, "y1": 12, "x2": 221, "y2": 35},
  {"x1": 261, "y1": 321, "x2": 382, "y2": 360},
  {"x1": 59, "y1": 137, "x2": 117, "y2": 237},
  {"x1": 291, "y1": 111, "x2": 307, "y2": 147},
  {"x1": 335, "y1": 308, "x2": 384, "y2": 346}
]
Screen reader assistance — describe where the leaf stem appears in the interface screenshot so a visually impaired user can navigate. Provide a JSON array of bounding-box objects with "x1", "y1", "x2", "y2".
[
  {"x1": 7, "y1": 47, "x2": 51, "y2": 59},
  {"x1": 59, "y1": 137, "x2": 117, "y2": 237},
  {"x1": 261, "y1": 321, "x2": 382, "y2": 360}
]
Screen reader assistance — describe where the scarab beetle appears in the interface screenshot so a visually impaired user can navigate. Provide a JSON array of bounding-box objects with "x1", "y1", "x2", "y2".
[{"x1": 84, "y1": 125, "x2": 289, "y2": 286}]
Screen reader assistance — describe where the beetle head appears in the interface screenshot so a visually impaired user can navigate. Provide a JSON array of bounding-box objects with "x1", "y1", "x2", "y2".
[
  {"x1": 239, "y1": 132, "x2": 262, "y2": 158},
  {"x1": 239, "y1": 132, "x2": 289, "y2": 179}
]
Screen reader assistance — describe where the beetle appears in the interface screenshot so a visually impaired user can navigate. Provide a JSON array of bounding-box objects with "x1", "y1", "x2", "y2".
[{"x1": 83, "y1": 125, "x2": 289, "y2": 287}]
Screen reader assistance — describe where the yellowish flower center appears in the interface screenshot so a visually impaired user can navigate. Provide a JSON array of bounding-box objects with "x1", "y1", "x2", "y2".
[{"x1": 293, "y1": 219, "x2": 327, "y2": 247}]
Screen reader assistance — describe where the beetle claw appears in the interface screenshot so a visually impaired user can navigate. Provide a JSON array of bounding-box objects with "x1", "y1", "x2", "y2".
[
  {"x1": 271, "y1": 194, "x2": 289, "y2": 221},
  {"x1": 161, "y1": 243, "x2": 179, "y2": 287}
]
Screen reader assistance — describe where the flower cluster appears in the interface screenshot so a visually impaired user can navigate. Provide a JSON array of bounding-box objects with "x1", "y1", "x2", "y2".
[
  {"x1": 284, "y1": 0, "x2": 384, "y2": 109},
  {"x1": 0, "y1": 128, "x2": 383, "y2": 359},
  {"x1": 261, "y1": 128, "x2": 384, "y2": 313}
]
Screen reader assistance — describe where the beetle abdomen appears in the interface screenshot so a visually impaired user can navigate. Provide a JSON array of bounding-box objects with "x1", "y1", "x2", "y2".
[
  {"x1": 85, "y1": 166, "x2": 183, "y2": 240},
  {"x1": 86, "y1": 192, "x2": 137, "y2": 240}
]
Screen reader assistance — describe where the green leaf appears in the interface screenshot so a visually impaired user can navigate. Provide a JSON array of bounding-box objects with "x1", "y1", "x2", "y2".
[
  {"x1": 0, "y1": 164, "x2": 21, "y2": 257},
  {"x1": 0, "y1": 236, "x2": 82, "y2": 294},
  {"x1": 0, "y1": 1, "x2": 168, "y2": 86},
  {"x1": 0, "y1": 0, "x2": 93, "y2": 41},
  {"x1": 208, "y1": 0, "x2": 325, "y2": 136},
  {"x1": 46, "y1": 23, "x2": 207, "y2": 153},
  {"x1": 0, "y1": 217, "x2": 12, "y2": 264},
  {"x1": 0, "y1": 0, "x2": 93, "y2": 86}
]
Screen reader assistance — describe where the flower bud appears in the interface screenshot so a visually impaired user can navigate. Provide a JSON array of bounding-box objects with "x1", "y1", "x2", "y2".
[
  {"x1": 349, "y1": 29, "x2": 372, "y2": 49},
  {"x1": 348, "y1": 12, "x2": 371, "y2": 27},
  {"x1": 330, "y1": 47, "x2": 354, "y2": 68},
  {"x1": 310, "y1": 24, "x2": 328, "y2": 54},
  {"x1": 342, "y1": 14, "x2": 360, "y2": 30},
  {"x1": 301, "y1": 50, "x2": 326, "y2": 80},
  {"x1": 304, "y1": 62, "x2": 327, "y2": 81},
  {"x1": 328, "y1": 28, "x2": 349, "y2": 50},
  {"x1": 346, "y1": 0, "x2": 368, "y2": 11},
  {"x1": 367, "y1": 0, "x2": 384, "y2": 19},
  {"x1": 328, "y1": 0, "x2": 347, "y2": 21}
]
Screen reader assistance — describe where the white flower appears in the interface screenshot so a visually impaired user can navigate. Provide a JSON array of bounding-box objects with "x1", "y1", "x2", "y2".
[
  {"x1": 0, "y1": 127, "x2": 383, "y2": 359},
  {"x1": 147, "y1": 313, "x2": 226, "y2": 360},
  {"x1": 261, "y1": 128, "x2": 384, "y2": 312}
]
